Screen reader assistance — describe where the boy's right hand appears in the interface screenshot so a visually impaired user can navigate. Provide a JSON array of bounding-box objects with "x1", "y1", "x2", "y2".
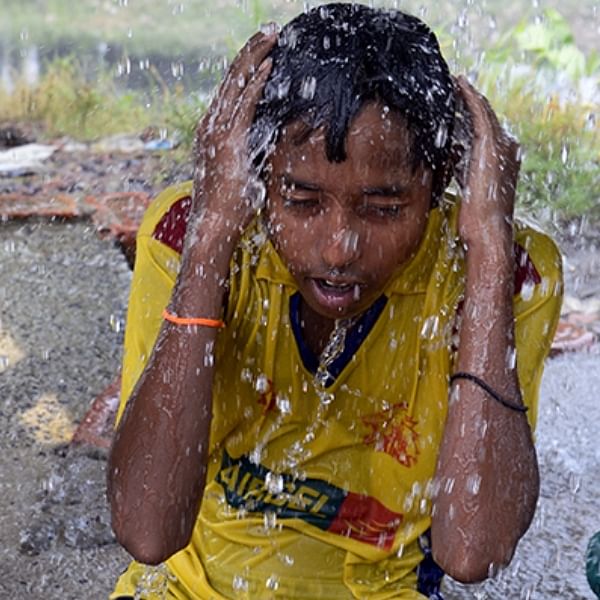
[{"x1": 190, "y1": 30, "x2": 277, "y2": 241}]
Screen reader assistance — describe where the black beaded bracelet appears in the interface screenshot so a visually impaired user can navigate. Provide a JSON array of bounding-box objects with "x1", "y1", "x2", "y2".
[{"x1": 449, "y1": 372, "x2": 528, "y2": 413}]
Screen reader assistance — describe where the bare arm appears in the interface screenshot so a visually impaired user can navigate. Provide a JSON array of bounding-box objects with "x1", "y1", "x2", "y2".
[
  {"x1": 107, "y1": 32, "x2": 276, "y2": 565},
  {"x1": 431, "y1": 76, "x2": 539, "y2": 582}
]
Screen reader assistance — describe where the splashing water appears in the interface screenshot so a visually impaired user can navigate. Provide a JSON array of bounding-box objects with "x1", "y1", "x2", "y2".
[
  {"x1": 282, "y1": 317, "x2": 356, "y2": 472},
  {"x1": 2, "y1": 2, "x2": 599, "y2": 599},
  {"x1": 314, "y1": 317, "x2": 355, "y2": 393},
  {"x1": 135, "y1": 564, "x2": 172, "y2": 599}
]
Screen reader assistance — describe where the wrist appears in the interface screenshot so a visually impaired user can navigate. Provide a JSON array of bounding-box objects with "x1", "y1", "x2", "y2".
[
  {"x1": 463, "y1": 240, "x2": 515, "y2": 300},
  {"x1": 464, "y1": 229, "x2": 513, "y2": 269},
  {"x1": 173, "y1": 225, "x2": 238, "y2": 315}
]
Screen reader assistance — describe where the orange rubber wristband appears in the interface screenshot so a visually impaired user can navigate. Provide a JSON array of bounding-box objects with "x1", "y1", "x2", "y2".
[{"x1": 162, "y1": 309, "x2": 225, "y2": 328}]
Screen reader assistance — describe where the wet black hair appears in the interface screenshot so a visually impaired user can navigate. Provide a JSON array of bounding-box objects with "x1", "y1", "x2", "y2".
[{"x1": 250, "y1": 2, "x2": 456, "y2": 202}]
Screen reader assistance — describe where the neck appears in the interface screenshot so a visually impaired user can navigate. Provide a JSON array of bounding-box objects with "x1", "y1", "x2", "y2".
[{"x1": 299, "y1": 300, "x2": 336, "y2": 357}]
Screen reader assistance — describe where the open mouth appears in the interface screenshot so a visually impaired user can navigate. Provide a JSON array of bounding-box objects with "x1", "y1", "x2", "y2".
[
  {"x1": 317, "y1": 279, "x2": 355, "y2": 293},
  {"x1": 308, "y1": 277, "x2": 364, "y2": 312}
]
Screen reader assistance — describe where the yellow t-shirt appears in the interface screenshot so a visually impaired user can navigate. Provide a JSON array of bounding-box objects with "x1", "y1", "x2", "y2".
[{"x1": 111, "y1": 181, "x2": 562, "y2": 600}]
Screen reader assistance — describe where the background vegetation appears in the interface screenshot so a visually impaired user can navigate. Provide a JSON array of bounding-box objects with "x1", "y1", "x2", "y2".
[{"x1": 0, "y1": 0, "x2": 598, "y2": 220}]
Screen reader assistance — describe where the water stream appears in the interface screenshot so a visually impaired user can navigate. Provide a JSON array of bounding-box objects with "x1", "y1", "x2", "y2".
[{"x1": 0, "y1": 1, "x2": 598, "y2": 598}]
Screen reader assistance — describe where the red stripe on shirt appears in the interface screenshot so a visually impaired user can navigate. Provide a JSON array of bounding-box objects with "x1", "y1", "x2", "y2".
[
  {"x1": 327, "y1": 491, "x2": 403, "y2": 550},
  {"x1": 152, "y1": 195, "x2": 192, "y2": 254},
  {"x1": 514, "y1": 242, "x2": 542, "y2": 295}
]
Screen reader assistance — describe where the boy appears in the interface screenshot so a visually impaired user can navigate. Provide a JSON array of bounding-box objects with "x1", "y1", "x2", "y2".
[{"x1": 108, "y1": 4, "x2": 562, "y2": 598}]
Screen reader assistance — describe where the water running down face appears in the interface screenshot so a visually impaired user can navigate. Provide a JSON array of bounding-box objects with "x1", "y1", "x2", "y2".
[{"x1": 266, "y1": 101, "x2": 433, "y2": 323}]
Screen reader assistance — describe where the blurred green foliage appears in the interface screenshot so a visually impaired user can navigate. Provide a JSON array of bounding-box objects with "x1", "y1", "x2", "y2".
[
  {"x1": 0, "y1": 0, "x2": 296, "y2": 56},
  {"x1": 476, "y1": 9, "x2": 599, "y2": 219},
  {"x1": 0, "y1": 57, "x2": 163, "y2": 139},
  {"x1": 0, "y1": 2, "x2": 597, "y2": 221}
]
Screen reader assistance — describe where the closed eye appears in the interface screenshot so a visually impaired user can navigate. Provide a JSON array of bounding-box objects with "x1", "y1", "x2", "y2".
[
  {"x1": 363, "y1": 204, "x2": 407, "y2": 217},
  {"x1": 284, "y1": 198, "x2": 319, "y2": 206},
  {"x1": 360, "y1": 194, "x2": 409, "y2": 218},
  {"x1": 279, "y1": 177, "x2": 321, "y2": 208},
  {"x1": 281, "y1": 190, "x2": 320, "y2": 208},
  {"x1": 360, "y1": 186, "x2": 409, "y2": 218}
]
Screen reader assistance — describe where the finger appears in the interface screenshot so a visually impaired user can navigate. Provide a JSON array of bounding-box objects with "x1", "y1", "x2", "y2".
[
  {"x1": 455, "y1": 75, "x2": 500, "y2": 142},
  {"x1": 218, "y1": 32, "x2": 277, "y2": 113},
  {"x1": 457, "y1": 76, "x2": 520, "y2": 168},
  {"x1": 230, "y1": 58, "x2": 273, "y2": 138},
  {"x1": 234, "y1": 28, "x2": 278, "y2": 75},
  {"x1": 197, "y1": 32, "x2": 276, "y2": 149}
]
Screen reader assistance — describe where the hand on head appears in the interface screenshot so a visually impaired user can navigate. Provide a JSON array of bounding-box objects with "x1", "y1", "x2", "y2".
[
  {"x1": 190, "y1": 30, "x2": 277, "y2": 238},
  {"x1": 453, "y1": 76, "x2": 520, "y2": 249}
]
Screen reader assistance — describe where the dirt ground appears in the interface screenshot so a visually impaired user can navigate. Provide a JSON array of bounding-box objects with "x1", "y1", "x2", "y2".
[{"x1": 1, "y1": 133, "x2": 599, "y2": 599}]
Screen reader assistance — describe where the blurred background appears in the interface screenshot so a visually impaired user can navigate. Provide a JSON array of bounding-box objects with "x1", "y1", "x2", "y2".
[
  {"x1": 0, "y1": 1, "x2": 598, "y2": 599},
  {"x1": 0, "y1": 0, "x2": 598, "y2": 221}
]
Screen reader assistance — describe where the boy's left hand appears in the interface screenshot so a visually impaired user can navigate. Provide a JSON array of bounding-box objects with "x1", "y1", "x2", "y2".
[{"x1": 454, "y1": 76, "x2": 520, "y2": 251}]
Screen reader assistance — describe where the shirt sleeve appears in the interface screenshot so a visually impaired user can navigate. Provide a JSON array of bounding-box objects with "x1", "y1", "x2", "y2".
[
  {"x1": 115, "y1": 182, "x2": 251, "y2": 427},
  {"x1": 116, "y1": 233, "x2": 180, "y2": 425},
  {"x1": 513, "y1": 226, "x2": 563, "y2": 432}
]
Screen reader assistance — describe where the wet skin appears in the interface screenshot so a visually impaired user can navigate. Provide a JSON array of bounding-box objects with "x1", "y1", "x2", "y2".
[{"x1": 265, "y1": 102, "x2": 433, "y2": 351}]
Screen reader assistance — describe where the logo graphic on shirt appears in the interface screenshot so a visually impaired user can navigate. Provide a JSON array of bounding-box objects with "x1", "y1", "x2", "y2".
[
  {"x1": 216, "y1": 451, "x2": 403, "y2": 550},
  {"x1": 362, "y1": 403, "x2": 420, "y2": 467}
]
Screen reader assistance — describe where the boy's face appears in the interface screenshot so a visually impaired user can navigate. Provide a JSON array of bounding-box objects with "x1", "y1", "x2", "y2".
[{"x1": 266, "y1": 101, "x2": 433, "y2": 321}]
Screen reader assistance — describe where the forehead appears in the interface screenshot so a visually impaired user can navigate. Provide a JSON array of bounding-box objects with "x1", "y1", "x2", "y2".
[{"x1": 271, "y1": 102, "x2": 414, "y2": 173}]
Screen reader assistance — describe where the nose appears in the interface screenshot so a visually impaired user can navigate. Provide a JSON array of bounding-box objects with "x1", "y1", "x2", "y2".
[{"x1": 320, "y1": 212, "x2": 361, "y2": 271}]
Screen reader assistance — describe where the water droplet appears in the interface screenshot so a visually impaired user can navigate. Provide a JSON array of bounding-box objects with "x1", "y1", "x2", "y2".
[
  {"x1": 342, "y1": 230, "x2": 359, "y2": 255},
  {"x1": 246, "y1": 440, "x2": 260, "y2": 463},
  {"x1": 276, "y1": 393, "x2": 291, "y2": 414},
  {"x1": 255, "y1": 374, "x2": 269, "y2": 394},
  {"x1": 466, "y1": 474, "x2": 481, "y2": 495},
  {"x1": 569, "y1": 472, "x2": 581, "y2": 495},
  {"x1": 277, "y1": 77, "x2": 291, "y2": 99},
  {"x1": 420, "y1": 315, "x2": 439, "y2": 339},
  {"x1": 232, "y1": 574, "x2": 249, "y2": 591},
  {"x1": 444, "y1": 477, "x2": 455, "y2": 494},
  {"x1": 506, "y1": 347, "x2": 517, "y2": 370},
  {"x1": 265, "y1": 472, "x2": 284, "y2": 495},
  {"x1": 300, "y1": 75, "x2": 317, "y2": 100},
  {"x1": 520, "y1": 281, "x2": 535, "y2": 301},
  {"x1": 318, "y1": 390, "x2": 334, "y2": 405},
  {"x1": 266, "y1": 574, "x2": 280, "y2": 590},
  {"x1": 244, "y1": 179, "x2": 266, "y2": 211},
  {"x1": 109, "y1": 314, "x2": 123, "y2": 333},
  {"x1": 434, "y1": 123, "x2": 448, "y2": 148},
  {"x1": 280, "y1": 553, "x2": 295, "y2": 566}
]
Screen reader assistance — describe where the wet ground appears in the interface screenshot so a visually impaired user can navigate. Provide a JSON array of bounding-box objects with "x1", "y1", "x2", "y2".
[
  {"x1": 0, "y1": 221, "x2": 132, "y2": 597},
  {"x1": 0, "y1": 142, "x2": 598, "y2": 598},
  {"x1": 0, "y1": 218, "x2": 598, "y2": 599}
]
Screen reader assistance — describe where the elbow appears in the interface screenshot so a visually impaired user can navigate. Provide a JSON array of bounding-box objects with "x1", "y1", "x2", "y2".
[
  {"x1": 107, "y1": 484, "x2": 190, "y2": 565},
  {"x1": 111, "y1": 516, "x2": 188, "y2": 565},
  {"x1": 432, "y1": 536, "x2": 517, "y2": 583},
  {"x1": 107, "y1": 452, "x2": 186, "y2": 565},
  {"x1": 116, "y1": 532, "x2": 179, "y2": 566},
  {"x1": 433, "y1": 551, "x2": 505, "y2": 583}
]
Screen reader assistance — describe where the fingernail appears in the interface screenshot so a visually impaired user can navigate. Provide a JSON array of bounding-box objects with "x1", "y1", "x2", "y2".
[
  {"x1": 259, "y1": 58, "x2": 272, "y2": 73},
  {"x1": 260, "y1": 22, "x2": 279, "y2": 37}
]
